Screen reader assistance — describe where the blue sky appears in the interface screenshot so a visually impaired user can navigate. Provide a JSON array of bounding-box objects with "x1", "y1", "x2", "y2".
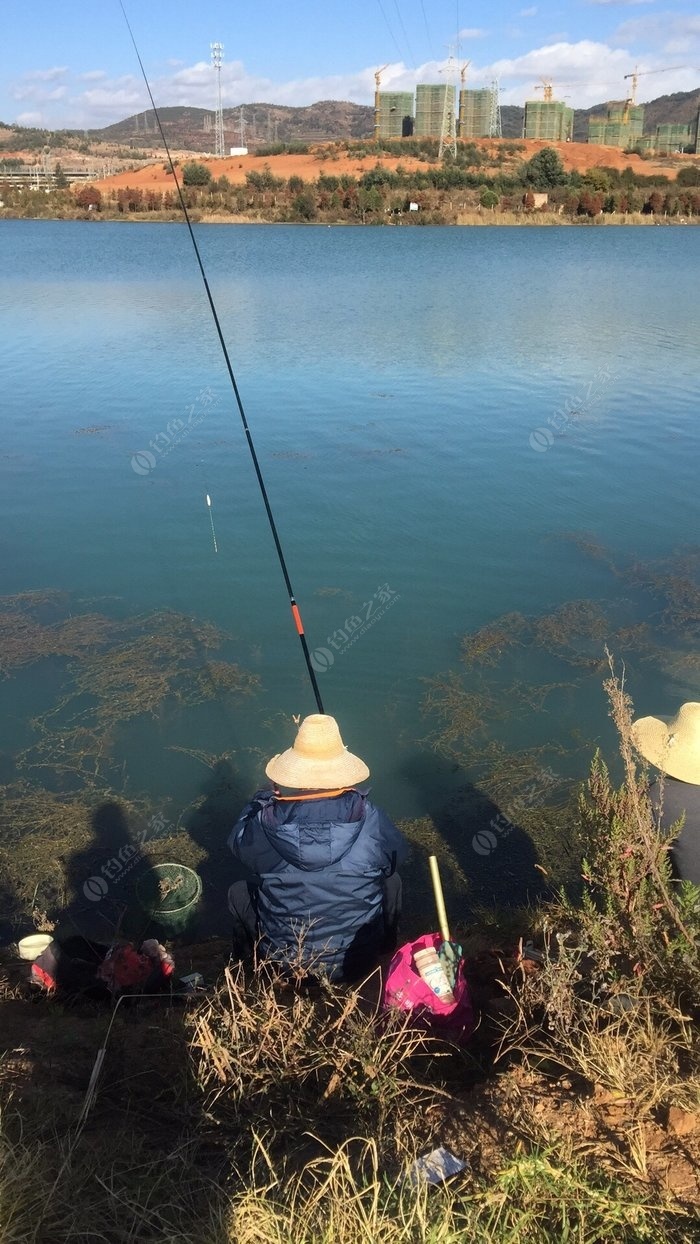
[{"x1": 2, "y1": 0, "x2": 699, "y2": 129}]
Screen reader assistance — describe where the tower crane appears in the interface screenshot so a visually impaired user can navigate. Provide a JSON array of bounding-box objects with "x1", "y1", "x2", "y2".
[
  {"x1": 373, "y1": 64, "x2": 389, "y2": 141},
  {"x1": 457, "y1": 61, "x2": 471, "y2": 140},
  {"x1": 623, "y1": 64, "x2": 687, "y2": 106},
  {"x1": 622, "y1": 65, "x2": 687, "y2": 120},
  {"x1": 533, "y1": 78, "x2": 578, "y2": 102}
]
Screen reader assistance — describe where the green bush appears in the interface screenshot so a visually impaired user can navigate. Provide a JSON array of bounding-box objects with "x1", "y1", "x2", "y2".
[{"x1": 182, "y1": 161, "x2": 212, "y2": 187}]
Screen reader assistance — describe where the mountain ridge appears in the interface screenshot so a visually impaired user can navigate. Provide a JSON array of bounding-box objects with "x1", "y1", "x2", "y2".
[{"x1": 93, "y1": 89, "x2": 700, "y2": 149}]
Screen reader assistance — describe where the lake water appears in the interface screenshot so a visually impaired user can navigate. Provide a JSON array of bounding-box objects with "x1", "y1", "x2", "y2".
[{"x1": 1, "y1": 219, "x2": 698, "y2": 923}]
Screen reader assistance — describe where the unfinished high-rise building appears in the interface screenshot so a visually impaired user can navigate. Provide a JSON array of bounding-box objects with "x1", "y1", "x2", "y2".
[
  {"x1": 588, "y1": 103, "x2": 644, "y2": 148},
  {"x1": 458, "y1": 88, "x2": 493, "y2": 139},
  {"x1": 377, "y1": 92, "x2": 415, "y2": 138},
  {"x1": 524, "y1": 99, "x2": 574, "y2": 141},
  {"x1": 415, "y1": 84, "x2": 456, "y2": 138}
]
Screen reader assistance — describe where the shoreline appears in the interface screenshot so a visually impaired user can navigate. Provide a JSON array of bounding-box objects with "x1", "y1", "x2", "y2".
[{"x1": 1, "y1": 209, "x2": 698, "y2": 227}]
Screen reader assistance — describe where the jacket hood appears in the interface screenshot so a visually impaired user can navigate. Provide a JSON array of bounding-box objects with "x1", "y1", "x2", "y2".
[{"x1": 259, "y1": 791, "x2": 367, "y2": 872}]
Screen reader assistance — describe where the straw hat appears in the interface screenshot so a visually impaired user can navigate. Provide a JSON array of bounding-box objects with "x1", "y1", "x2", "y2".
[
  {"x1": 265, "y1": 714, "x2": 370, "y2": 790},
  {"x1": 631, "y1": 702, "x2": 700, "y2": 785}
]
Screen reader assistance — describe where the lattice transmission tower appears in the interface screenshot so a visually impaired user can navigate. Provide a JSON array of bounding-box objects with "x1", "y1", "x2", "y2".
[
  {"x1": 438, "y1": 50, "x2": 457, "y2": 159},
  {"x1": 489, "y1": 78, "x2": 502, "y2": 139},
  {"x1": 210, "y1": 42, "x2": 225, "y2": 157}
]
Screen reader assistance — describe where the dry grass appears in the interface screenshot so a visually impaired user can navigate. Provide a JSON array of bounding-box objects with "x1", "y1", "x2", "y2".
[{"x1": 189, "y1": 959, "x2": 445, "y2": 1167}]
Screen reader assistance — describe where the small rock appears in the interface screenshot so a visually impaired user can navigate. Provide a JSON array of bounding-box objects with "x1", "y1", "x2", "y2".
[{"x1": 667, "y1": 1107, "x2": 699, "y2": 1138}]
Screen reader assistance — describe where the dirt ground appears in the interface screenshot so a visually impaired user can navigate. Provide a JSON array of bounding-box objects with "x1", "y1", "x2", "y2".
[
  {"x1": 1, "y1": 940, "x2": 698, "y2": 1209},
  {"x1": 87, "y1": 139, "x2": 694, "y2": 193}
]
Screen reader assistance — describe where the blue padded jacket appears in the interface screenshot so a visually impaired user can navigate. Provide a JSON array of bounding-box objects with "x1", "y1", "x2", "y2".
[{"x1": 228, "y1": 788, "x2": 408, "y2": 980}]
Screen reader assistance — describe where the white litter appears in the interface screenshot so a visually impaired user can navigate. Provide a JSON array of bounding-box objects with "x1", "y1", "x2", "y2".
[{"x1": 408, "y1": 1146, "x2": 467, "y2": 1186}]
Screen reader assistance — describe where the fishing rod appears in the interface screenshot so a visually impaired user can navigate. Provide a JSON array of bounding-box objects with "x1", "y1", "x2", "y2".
[{"x1": 119, "y1": 1, "x2": 325, "y2": 714}]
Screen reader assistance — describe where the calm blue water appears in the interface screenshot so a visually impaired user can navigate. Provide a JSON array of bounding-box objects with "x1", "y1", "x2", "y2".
[{"x1": 1, "y1": 220, "x2": 698, "y2": 832}]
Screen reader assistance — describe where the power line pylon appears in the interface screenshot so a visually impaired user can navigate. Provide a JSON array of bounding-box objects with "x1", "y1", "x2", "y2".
[
  {"x1": 489, "y1": 79, "x2": 502, "y2": 138},
  {"x1": 438, "y1": 48, "x2": 457, "y2": 159},
  {"x1": 210, "y1": 42, "x2": 225, "y2": 158}
]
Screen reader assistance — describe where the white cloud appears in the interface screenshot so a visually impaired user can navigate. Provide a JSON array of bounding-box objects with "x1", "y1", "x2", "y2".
[
  {"x1": 7, "y1": 37, "x2": 699, "y2": 129},
  {"x1": 24, "y1": 67, "x2": 68, "y2": 82},
  {"x1": 614, "y1": 12, "x2": 700, "y2": 50},
  {"x1": 588, "y1": 0, "x2": 655, "y2": 6},
  {"x1": 519, "y1": 7, "x2": 538, "y2": 16},
  {"x1": 482, "y1": 40, "x2": 633, "y2": 104},
  {"x1": 11, "y1": 81, "x2": 69, "y2": 104},
  {"x1": 77, "y1": 82, "x2": 145, "y2": 122},
  {"x1": 458, "y1": 28, "x2": 488, "y2": 39},
  {"x1": 15, "y1": 110, "x2": 43, "y2": 126}
]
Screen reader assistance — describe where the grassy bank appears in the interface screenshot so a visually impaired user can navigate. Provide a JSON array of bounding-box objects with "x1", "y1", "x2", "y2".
[
  {"x1": 1, "y1": 664, "x2": 700, "y2": 1241},
  {"x1": 1, "y1": 204, "x2": 698, "y2": 227}
]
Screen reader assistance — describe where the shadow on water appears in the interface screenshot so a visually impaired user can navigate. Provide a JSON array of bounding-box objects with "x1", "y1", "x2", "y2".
[
  {"x1": 182, "y1": 756, "x2": 252, "y2": 938},
  {"x1": 59, "y1": 799, "x2": 156, "y2": 945},
  {"x1": 397, "y1": 750, "x2": 547, "y2": 929}
]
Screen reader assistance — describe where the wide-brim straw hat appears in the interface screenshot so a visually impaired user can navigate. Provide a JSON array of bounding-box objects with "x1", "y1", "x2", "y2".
[
  {"x1": 631, "y1": 702, "x2": 700, "y2": 785},
  {"x1": 265, "y1": 714, "x2": 370, "y2": 790}
]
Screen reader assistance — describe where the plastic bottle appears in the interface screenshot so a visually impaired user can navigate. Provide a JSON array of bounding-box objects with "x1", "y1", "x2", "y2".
[{"x1": 413, "y1": 946, "x2": 455, "y2": 1005}]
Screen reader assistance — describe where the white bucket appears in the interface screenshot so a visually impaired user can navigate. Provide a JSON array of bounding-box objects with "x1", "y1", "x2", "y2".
[{"x1": 18, "y1": 934, "x2": 54, "y2": 961}]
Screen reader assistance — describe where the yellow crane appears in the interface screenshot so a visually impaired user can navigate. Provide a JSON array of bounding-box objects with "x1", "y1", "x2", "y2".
[
  {"x1": 533, "y1": 77, "x2": 578, "y2": 102},
  {"x1": 460, "y1": 60, "x2": 471, "y2": 87},
  {"x1": 622, "y1": 64, "x2": 687, "y2": 121},
  {"x1": 374, "y1": 65, "x2": 389, "y2": 141}
]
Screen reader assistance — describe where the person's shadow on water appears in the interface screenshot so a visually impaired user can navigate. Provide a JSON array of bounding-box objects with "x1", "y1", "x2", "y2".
[
  {"x1": 59, "y1": 799, "x2": 156, "y2": 945},
  {"x1": 396, "y1": 751, "x2": 547, "y2": 932},
  {"x1": 183, "y1": 757, "x2": 252, "y2": 938},
  {"x1": 12, "y1": 798, "x2": 234, "y2": 1240}
]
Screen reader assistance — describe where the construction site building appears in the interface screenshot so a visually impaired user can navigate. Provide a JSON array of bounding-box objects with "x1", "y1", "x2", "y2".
[
  {"x1": 523, "y1": 100, "x2": 574, "y2": 142},
  {"x1": 376, "y1": 92, "x2": 415, "y2": 138},
  {"x1": 588, "y1": 104, "x2": 644, "y2": 148},
  {"x1": 415, "y1": 84, "x2": 456, "y2": 138},
  {"x1": 653, "y1": 122, "x2": 695, "y2": 154},
  {"x1": 458, "y1": 88, "x2": 493, "y2": 139}
]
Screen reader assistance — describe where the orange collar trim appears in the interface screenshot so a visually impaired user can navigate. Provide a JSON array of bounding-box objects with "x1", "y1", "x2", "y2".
[{"x1": 273, "y1": 787, "x2": 355, "y2": 803}]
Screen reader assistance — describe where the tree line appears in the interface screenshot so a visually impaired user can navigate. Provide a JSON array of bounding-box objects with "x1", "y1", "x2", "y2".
[{"x1": 2, "y1": 147, "x2": 700, "y2": 224}]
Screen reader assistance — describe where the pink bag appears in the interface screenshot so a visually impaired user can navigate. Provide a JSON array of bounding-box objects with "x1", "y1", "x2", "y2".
[{"x1": 382, "y1": 931, "x2": 475, "y2": 1043}]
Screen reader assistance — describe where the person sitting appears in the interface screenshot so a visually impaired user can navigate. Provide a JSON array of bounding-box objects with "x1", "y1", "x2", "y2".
[
  {"x1": 631, "y1": 701, "x2": 700, "y2": 884},
  {"x1": 227, "y1": 714, "x2": 408, "y2": 982}
]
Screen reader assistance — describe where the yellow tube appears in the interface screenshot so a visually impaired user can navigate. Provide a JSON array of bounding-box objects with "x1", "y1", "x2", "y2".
[{"x1": 428, "y1": 855, "x2": 451, "y2": 943}]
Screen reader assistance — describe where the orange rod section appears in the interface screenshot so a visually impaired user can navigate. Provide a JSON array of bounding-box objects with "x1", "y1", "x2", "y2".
[{"x1": 291, "y1": 603, "x2": 304, "y2": 635}]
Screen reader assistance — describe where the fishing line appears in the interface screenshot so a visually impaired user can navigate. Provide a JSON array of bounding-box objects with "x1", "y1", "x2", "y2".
[
  {"x1": 419, "y1": 0, "x2": 435, "y2": 61},
  {"x1": 205, "y1": 493, "x2": 218, "y2": 554},
  {"x1": 118, "y1": 1, "x2": 325, "y2": 714}
]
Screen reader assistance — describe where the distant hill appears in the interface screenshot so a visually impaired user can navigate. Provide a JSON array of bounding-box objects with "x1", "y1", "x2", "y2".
[
  {"x1": 2, "y1": 89, "x2": 698, "y2": 156},
  {"x1": 93, "y1": 102, "x2": 375, "y2": 148},
  {"x1": 91, "y1": 89, "x2": 700, "y2": 150}
]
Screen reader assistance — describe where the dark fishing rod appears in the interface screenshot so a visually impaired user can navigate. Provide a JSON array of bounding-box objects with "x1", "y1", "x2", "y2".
[{"x1": 119, "y1": 1, "x2": 325, "y2": 714}]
